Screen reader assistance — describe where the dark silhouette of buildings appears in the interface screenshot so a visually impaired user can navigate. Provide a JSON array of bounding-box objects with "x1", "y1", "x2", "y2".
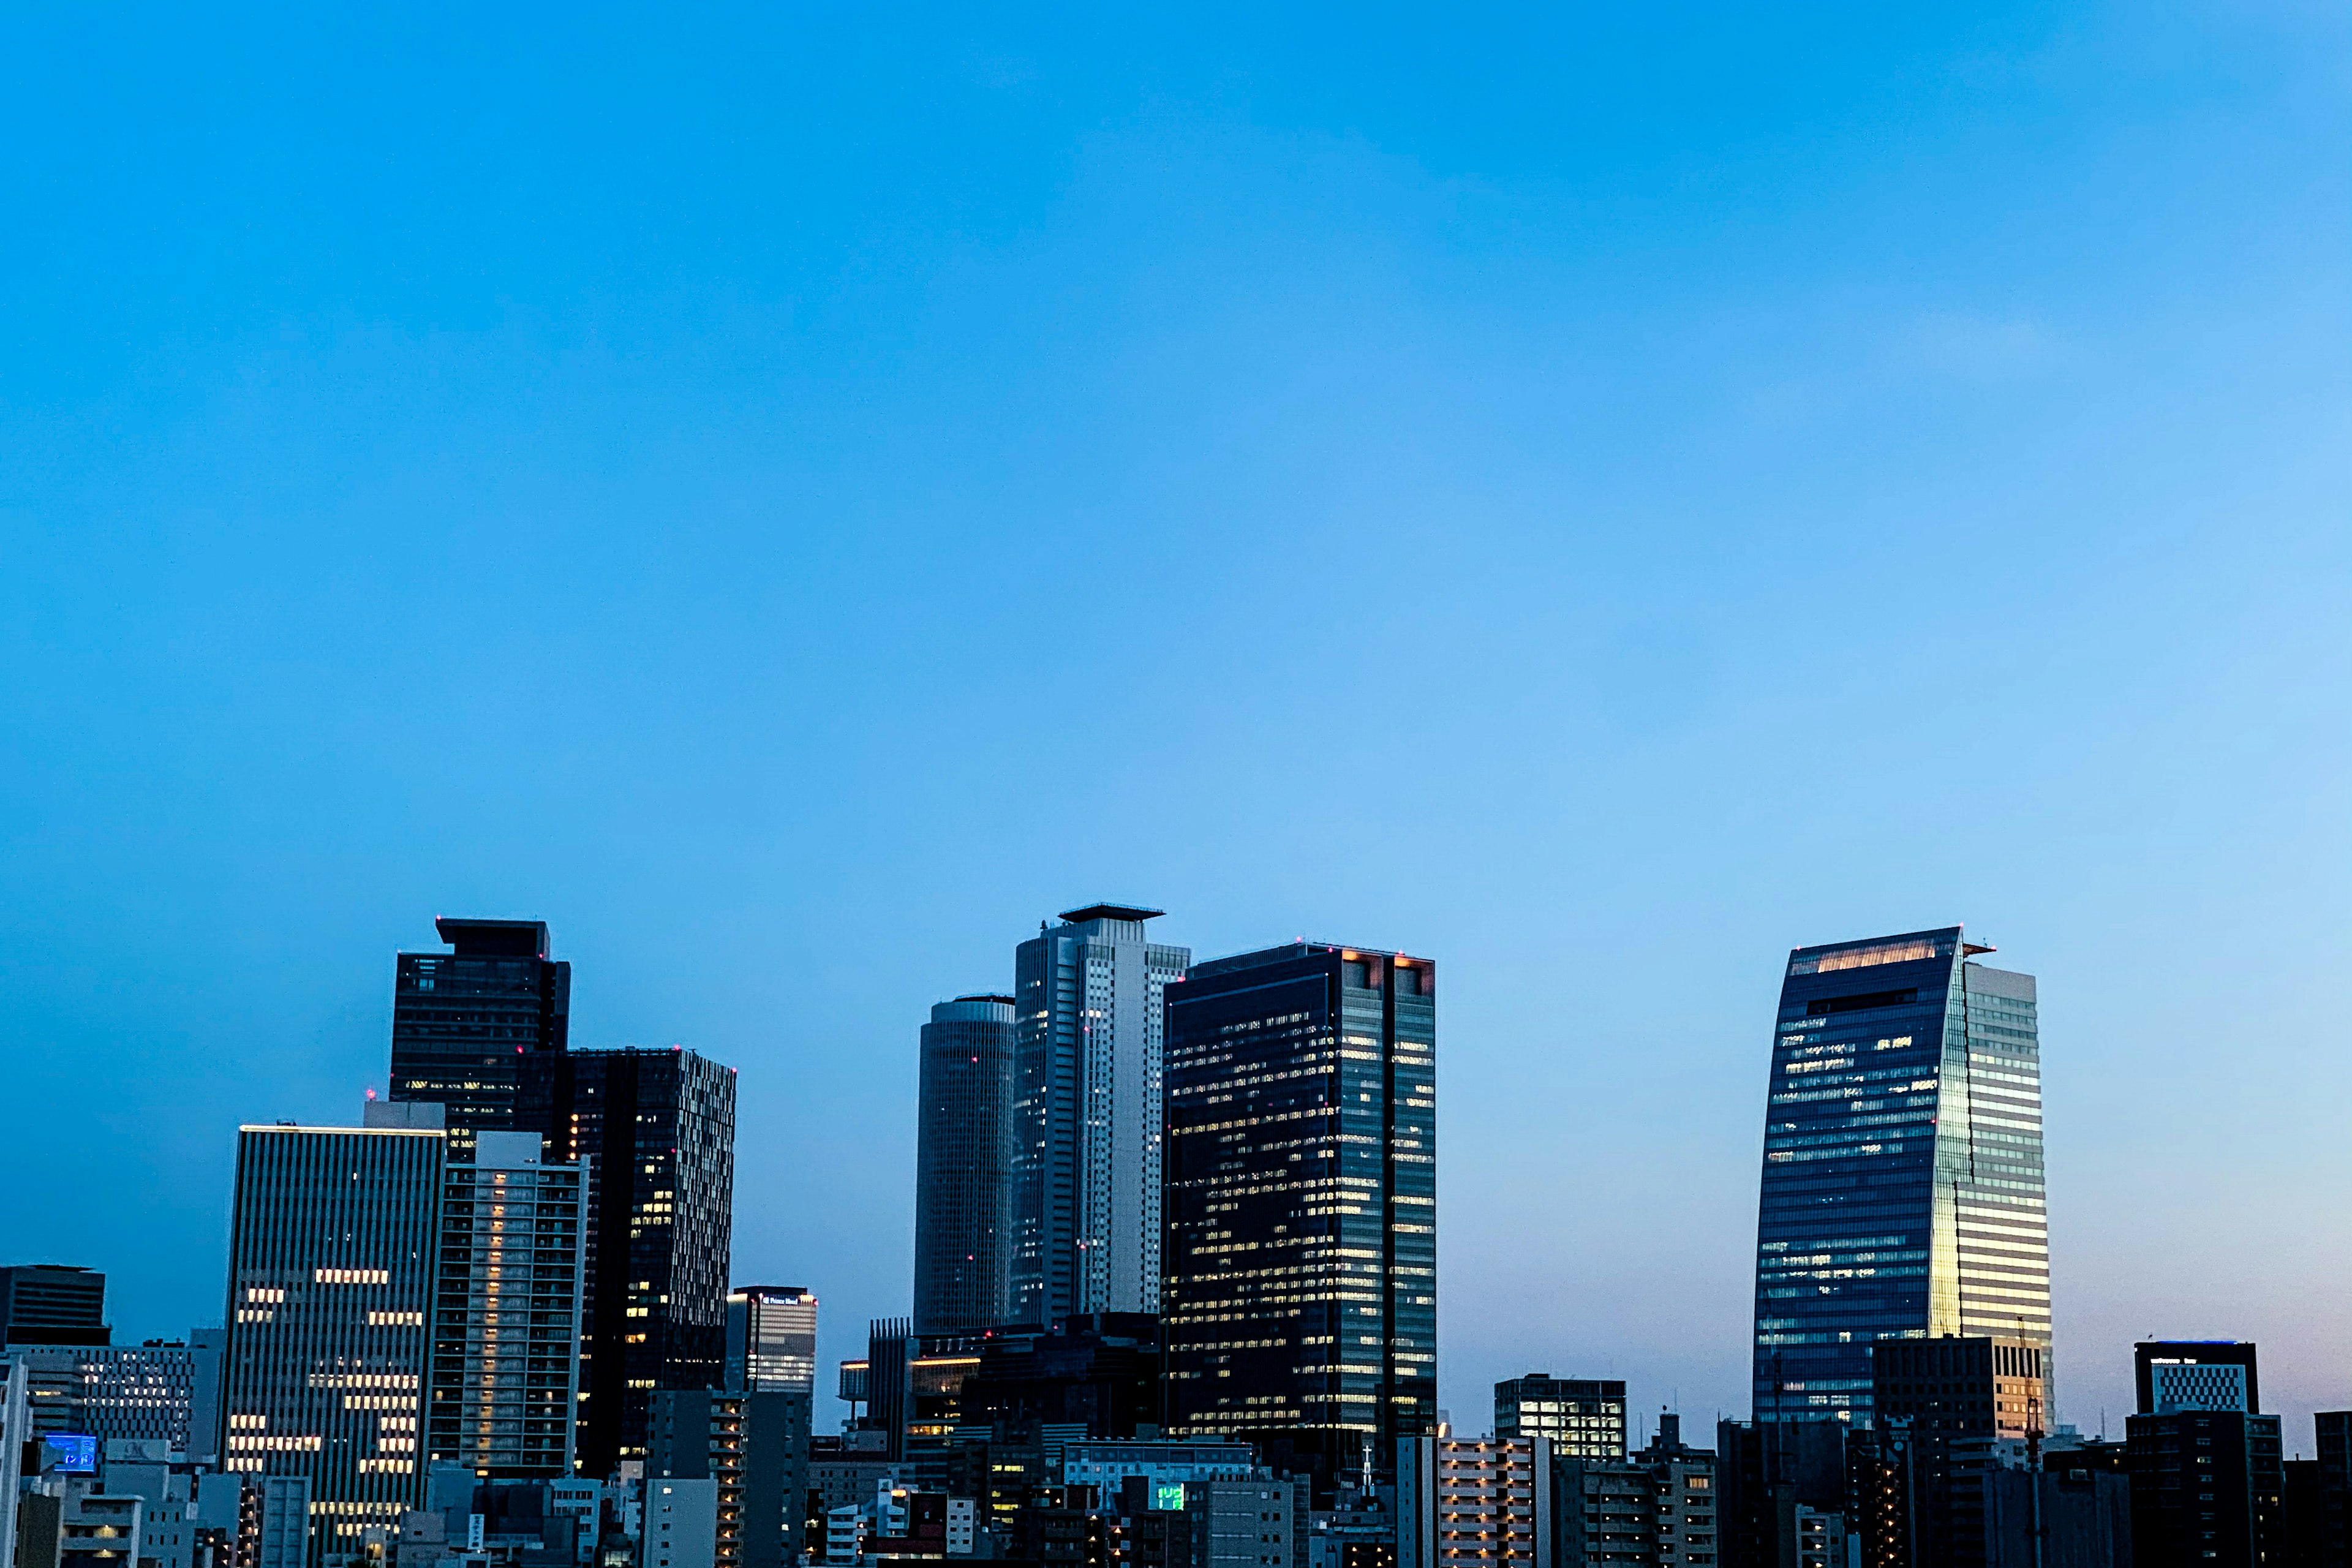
[
  {"x1": 390, "y1": 918, "x2": 571, "y2": 1151},
  {"x1": 2127, "y1": 1340, "x2": 2283, "y2": 1567},
  {"x1": 518, "y1": 1046, "x2": 737, "y2": 1479},
  {"x1": 0, "y1": 1266, "x2": 108, "y2": 1348}
]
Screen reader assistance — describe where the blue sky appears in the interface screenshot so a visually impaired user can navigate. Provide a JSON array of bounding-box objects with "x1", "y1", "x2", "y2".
[{"x1": 2, "y1": 0, "x2": 2346, "y2": 1447}]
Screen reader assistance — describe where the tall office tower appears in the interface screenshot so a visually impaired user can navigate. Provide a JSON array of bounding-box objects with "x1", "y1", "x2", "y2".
[
  {"x1": 426, "y1": 1130, "x2": 584, "y2": 1479},
  {"x1": 913, "y1": 997, "x2": 1017, "y2": 1332},
  {"x1": 0, "y1": 1266, "x2": 108, "y2": 1346},
  {"x1": 390, "y1": 918, "x2": 572, "y2": 1153},
  {"x1": 516, "y1": 1047, "x2": 737, "y2": 1479},
  {"x1": 1493, "y1": 1376, "x2": 1626, "y2": 1461},
  {"x1": 1011, "y1": 906, "x2": 1191, "y2": 1324},
  {"x1": 219, "y1": 1107, "x2": 446, "y2": 1561},
  {"x1": 1749, "y1": 927, "x2": 2049, "y2": 1426},
  {"x1": 1163, "y1": 942, "x2": 1438, "y2": 1483},
  {"x1": 2127, "y1": 1341, "x2": 2283, "y2": 1567},
  {"x1": 726, "y1": 1287, "x2": 818, "y2": 1393}
]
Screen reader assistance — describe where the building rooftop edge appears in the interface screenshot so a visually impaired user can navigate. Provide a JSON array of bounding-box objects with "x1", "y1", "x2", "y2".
[{"x1": 1056, "y1": 902, "x2": 1167, "y2": 925}]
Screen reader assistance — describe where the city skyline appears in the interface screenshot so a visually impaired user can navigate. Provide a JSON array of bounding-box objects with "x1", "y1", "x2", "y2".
[
  {"x1": 0, "y1": 1, "x2": 2341, "y2": 1561},
  {"x1": 4, "y1": 896, "x2": 2343, "y2": 1462},
  {"x1": 5, "y1": 0, "x2": 2343, "y2": 1483}
]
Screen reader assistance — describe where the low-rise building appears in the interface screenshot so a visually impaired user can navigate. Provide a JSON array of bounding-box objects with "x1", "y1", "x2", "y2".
[
  {"x1": 1551, "y1": 1415, "x2": 1716, "y2": 1567},
  {"x1": 1401, "y1": 1438, "x2": 1549, "y2": 1568}
]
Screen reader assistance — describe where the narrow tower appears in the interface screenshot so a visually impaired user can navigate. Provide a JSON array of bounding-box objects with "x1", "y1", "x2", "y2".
[
  {"x1": 516, "y1": 1047, "x2": 737, "y2": 1478},
  {"x1": 1010, "y1": 906, "x2": 1189, "y2": 1322},
  {"x1": 914, "y1": 997, "x2": 1017, "y2": 1332}
]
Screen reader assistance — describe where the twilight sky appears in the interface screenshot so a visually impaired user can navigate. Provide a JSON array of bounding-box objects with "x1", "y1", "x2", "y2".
[{"x1": 2, "y1": 1, "x2": 2346, "y2": 1450}]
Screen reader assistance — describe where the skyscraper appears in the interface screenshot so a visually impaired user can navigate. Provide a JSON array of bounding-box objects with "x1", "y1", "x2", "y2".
[
  {"x1": 390, "y1": 918, "x2": 571, "y2": 1152},
  {"x1": 913, "y1": 996, "x2": 1017, "y2": 1333},
  {"x1": 516, "y1": 1047, "x2": 737, "y2": 1479},
  {"x1": 1012, "y1": 906, "x2": 1190, "y2": 1324},
  {"x1": 220, "y1": 1107, "x2": 446, "y2": 1561},
  {"x1": 1750, "y1": 927, "x2": 2049, "y2": 1425},
  {"x1": 1161, "y1": 941, "x2": 1437, "y2": 1483},
  {"x1": 426, "y1": 1131, "x2": 584, "y2": 1479}
]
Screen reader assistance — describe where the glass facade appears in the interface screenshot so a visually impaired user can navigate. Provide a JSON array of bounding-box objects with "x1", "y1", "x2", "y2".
[
  {"x1": 1751, "y1": 927, "x2": 2050, "y2": 1425},
  {"x1": 517, "y1": 1047, "x2": 737, "y2": 1479},
  {"x1": 391, "y1": 918, "x2": 571, "y2": 1155},
  {"x1": 1012, "y1": 907, "x2": 1189, "y2": 1324},
  {"x1": 1162, "y1": 942, "x2": 1436, "y2": 1483},
  {"x1": 914, "y1": 997, "x2": 1017, "y2": 1333}
]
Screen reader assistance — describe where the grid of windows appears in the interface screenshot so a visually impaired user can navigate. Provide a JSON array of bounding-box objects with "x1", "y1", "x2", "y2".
[
  {"x1": 1012, "y1": 908, "x2": 1190, "y2": 1325},
  {"x1": 1494, "y1": 1376, "x2": 1626, "y2": 1461},
  {"x1": 427, "y1": 1136, "x2": 583, "y2": 1477},
  {"x1": 517, "y1": 1047, "x2": 737, "y2": 1477},
  {"x1": 1162, "y1": 943, "x2": 1436, "y2": 1480},
  {"x1": 221, "y1": 1125, "x2": 444, "y2": 1556},
  {"x1": 1751, "y1": 928, "x2": 2050, "y2": 1425}
]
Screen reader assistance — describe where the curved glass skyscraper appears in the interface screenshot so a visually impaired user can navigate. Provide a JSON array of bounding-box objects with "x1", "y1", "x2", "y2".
[{"x1": 1751, "y1": 927, "x2": 2050, "y2": 1425}]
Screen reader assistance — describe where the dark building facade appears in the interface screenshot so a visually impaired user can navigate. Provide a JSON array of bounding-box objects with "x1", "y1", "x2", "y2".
[
  {"x1": 914, "y1": 996, "x2": 1018, "y2": 1333},
  {"x1": 1162, "y1": 941, "x2": 1437, "y2": 1483},
  {"x1": 2127, "y1": 1340, "x2": 2283, "y2": 1567},
  {"x1": 647, "y1": 1392, "x2": 745, "y2": 1568},
  {"x1": 517, "y1": 1047, "x2": 737, "y2": 1479},
  {"x1": 1715, "y1": 1418, "x2": 1848, "y2": 1568},
  {"x1": 1861, "y1": 1336, "x2": 2046, "y2": 1568},
  {"x1": 852, "y1": 1313, "x2": 1161, "y2": 1463},
  {"x1": 1752, "y1": 928, "x2": 2049, "y2": 1425},
  {"x1": 391, "y1": 918, "x2": 572, "y2": 1152},
  {"x1": 958, "y1": 1314, "x2": 1164, "y2": 1441},
  {"x1": 0, "y1": 1267, "x2": 108, "y2": 1347},
  {"x1": 2315, "y1": 1411, "x2": 2352, "y2": 1568}
]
